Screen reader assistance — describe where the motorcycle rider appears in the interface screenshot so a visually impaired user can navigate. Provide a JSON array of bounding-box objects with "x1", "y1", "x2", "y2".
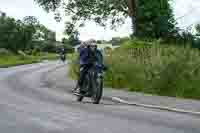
[
  {"x1": 73, "y1": 40, "x2": 103, "y2": 95},
  {"x1": 59, "y1": 46, "x2": 66, "y2": 62}
]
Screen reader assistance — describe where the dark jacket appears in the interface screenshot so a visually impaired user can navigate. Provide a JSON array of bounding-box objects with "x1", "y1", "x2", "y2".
[
  {"x1": 59, "y1": 48, "x2": 65, "y2": 55},
  {"x1": 79, "y1": 47, "x2": 101, "y2": 65},
  {"x1": 96, "y1": 49, "x2": 103, "y2": 65},
  {"x1": 79, "y1": 47, "x2": 91, "y2": 65}
]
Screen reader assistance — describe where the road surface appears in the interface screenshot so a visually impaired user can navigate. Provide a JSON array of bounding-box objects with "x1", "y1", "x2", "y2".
[{"x1": 0, "y1": 61, "x2": 199, "y2": 133}]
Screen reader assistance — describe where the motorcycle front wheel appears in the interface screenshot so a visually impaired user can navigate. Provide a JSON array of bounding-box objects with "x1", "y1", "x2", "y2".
[
  {"x1": 76, "y1": 74, "x2": 90, "y2": 102},
  {"x1": 91, "y1": 76, "x2": 103, "y2": 104}
]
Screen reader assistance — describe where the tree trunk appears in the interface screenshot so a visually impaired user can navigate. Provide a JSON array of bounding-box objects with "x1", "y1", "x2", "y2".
[{"x1": 127, "y1": 0, "x2": 137, "y2": 37}]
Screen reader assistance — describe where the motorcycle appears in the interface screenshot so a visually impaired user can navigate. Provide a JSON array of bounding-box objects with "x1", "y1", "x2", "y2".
[
  {"x1": 74, "y1": 63, "x2": 107, "y2": 104},
  {"x1": 60, "y1": 53, "x2": 66, "y2": 62}
]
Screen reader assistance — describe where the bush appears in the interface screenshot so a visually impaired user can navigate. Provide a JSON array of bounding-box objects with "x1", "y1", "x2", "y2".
[
  {"x1": 18, "y1": 50, "x2": 29, "y2": 60},
  {"x1": 0, "y1": 48, "x2": 11, "y2": 56},
  {"x1": 41, "y1": 41, "x2": 57, "y2": 53},
  {"x1": 31, "y1": 48, "x2": 41, "y2": 56}
]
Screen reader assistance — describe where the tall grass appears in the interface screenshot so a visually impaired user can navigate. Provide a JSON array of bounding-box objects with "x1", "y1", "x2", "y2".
[
  {"x1": 68, "y1": 40, "x2": 200, "y2": 100},
  {"x1": 68, "y1": 53, "x2": 79, "y2": 79},
  {"x1": 105, "y1": 42, "x2": 200, "y2": 99}
]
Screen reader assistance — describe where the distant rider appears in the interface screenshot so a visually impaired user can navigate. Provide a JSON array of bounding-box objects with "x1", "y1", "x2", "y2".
[{"x1": 59, "y1": 46, "x2": 66, "y2": 62}]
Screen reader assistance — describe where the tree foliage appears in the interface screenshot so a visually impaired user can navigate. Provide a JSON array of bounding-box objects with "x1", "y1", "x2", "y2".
[
  {"x1": 195, "y1": 24, "x2": 200, "y2": 36},
  {"x1": 136, "y1": 0, "x2": 176, "y2": 38},
  {"x1": 0, "y1": 13, "x2": 57, "y2": 53},
  {"x1": 35, "y1": 0, "x2": 176, "y2": 39}
]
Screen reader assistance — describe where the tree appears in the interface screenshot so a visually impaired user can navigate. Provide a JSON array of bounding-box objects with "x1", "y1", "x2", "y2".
[
  {"x1": 23, "y1": 16, "x2": 39, "y2": 26},
  {"x1": 195, "y1": 24, "x2": 200, "y2": 36},
  {"x1": 97, "y1": 40, "x2": 102, "y2": 44},
  {"x1": 0, "y1": 16, "x2": 21, "y2": 52},
  {"x1": 136, "y1": 0, "x2": 176, "y2": 38},
  {"x1": 34, "y1": 24, "x2": 50, "y2": 41},
  {"x1": 68, "y1": 34, "x2": 81, "y2": 47},
  {"x1": 45, "y1": 30, "x2": 56, "y2": 41},
  {"x1": 35, "y1": 0, "x2": 176, "y2": 39},
  {"x1": 60, "y1": 38, "x2": 74, "y2": 53},
  {"x1": 61, "y1": 37, "x2": 69, "y2": 44},
  {"x1": 21, "y1": 16, "x2": 40, "y2": 50},
  {"x1": 0, "y1": 14, "x2": 57, "y2": 53}
]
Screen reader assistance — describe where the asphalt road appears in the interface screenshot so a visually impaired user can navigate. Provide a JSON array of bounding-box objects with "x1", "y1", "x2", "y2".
[{"x1": 0, "y1": 61, "x2": 199, "y2": 133}]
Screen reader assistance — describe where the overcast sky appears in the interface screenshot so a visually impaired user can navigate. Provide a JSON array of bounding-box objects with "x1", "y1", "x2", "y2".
[{"x1": 0, "y1": 0, "x2": 200, "y2": 41}]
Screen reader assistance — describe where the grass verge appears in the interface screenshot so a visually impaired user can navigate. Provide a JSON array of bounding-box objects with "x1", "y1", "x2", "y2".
[{"x1": 0, "y1": 53, "x2": 58, "y2": 68}]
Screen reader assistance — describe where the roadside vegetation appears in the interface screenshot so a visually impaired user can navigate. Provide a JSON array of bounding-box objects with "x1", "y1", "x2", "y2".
[
  {"x1": 104, "y1": 40, "x2": 200, "y2": 100},
  {"x1": 68, "y1": 39, "x2": 200, "y2": 100},
  {"x1": 0, "y1": 49, "x2": 58, "y2": 68},
  {"x1": 0, "y1": 13, "x2": 74, "y2": 68}
]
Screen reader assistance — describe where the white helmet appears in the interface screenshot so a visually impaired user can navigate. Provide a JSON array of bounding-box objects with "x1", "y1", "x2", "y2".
[
  {"x1": 91, "y1": 42, "x2": 97, "y2": 46},
  {"x1": 86, "y1": 39, "x2": 96, "y2": 45},
  {"x1": 88, "y1": 39, "x2": 97, "y2": 47},
  {"x1": 80, "y1": 42, "x2": 88, "y2": 48}
]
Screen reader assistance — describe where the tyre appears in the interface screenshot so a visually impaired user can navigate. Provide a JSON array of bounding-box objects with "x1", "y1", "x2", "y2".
[
  {"x1": 91, "y1": 76, "x2": 103, "y2": 104},
  {"x1": 76, "y1": 95, "x2": 84, "y2": 102},
  {"x1": 76, "y1": 74, "x2": 89, "y2": 102},
  {"x1": 61, "y1": 56, "x2": 65, "y2": 62}
]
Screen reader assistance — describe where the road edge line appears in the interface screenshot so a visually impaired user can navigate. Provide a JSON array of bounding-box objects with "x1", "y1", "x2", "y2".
[{"x1": 111, "y1": 97, "x2": 200, "y2": 116}]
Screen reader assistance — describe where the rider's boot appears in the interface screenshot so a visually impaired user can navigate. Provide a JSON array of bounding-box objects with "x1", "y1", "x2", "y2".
[
  {"x1": 72, "y1": 84, "x2": 85, "y2": 95},
  {"x1": 72, "y1": 83, "x2": 79, "y2": 92}
]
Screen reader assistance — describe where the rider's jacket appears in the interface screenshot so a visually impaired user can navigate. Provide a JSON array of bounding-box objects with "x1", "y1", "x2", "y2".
[
  {"x1": 79, "y1": 47, "x2": 91, "y2": 65},
  {"x1": 79, "y1": 47, "x2": 103, "y2": 66}
]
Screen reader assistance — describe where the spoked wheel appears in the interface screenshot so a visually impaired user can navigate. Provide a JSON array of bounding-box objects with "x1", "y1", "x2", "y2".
[
  {"x1": 76, "y1": 75, "x2": 89, "y2": 102},
  {"x1": 91, "y1": 76, "x2": 103, "y2": 104}
]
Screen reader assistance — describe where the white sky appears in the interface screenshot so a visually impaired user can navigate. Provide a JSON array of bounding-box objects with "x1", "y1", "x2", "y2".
[{"x1": 0, "y1": 0, "x2": 200, "y2": 41}]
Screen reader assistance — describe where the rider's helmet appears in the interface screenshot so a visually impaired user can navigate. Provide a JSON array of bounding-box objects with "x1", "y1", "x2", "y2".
[
  {"x1": 91, "y1": 42, "x2": 97, "y2": 50},
  {"x1": 87, "y1": 39, "x2": 96, "y2": 43},
  {"x1": 79, "y1": 42, "x2": 89, "y2": 50},
  {"x1": 85, "y1": 39, "x2": 97, "y2": 49}
]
